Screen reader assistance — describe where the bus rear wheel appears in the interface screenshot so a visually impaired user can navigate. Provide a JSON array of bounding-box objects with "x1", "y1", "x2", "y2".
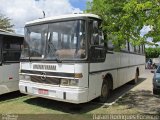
[{"x1": 99, "y1": 80, "x2": 110, "y2": 103}]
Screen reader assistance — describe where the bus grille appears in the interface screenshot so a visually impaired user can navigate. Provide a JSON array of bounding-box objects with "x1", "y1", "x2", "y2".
[
  {"x1": 33, "y1": 64, "x2": 56, "y2": 70},
  {"x1": 31, "y1": 76, "x2": 60, "y2": 85}
]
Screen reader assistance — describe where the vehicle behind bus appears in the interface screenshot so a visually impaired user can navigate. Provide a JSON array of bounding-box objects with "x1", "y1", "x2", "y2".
[{"x1": 0, "y1": 32, "x2": 23, "y2": 95}]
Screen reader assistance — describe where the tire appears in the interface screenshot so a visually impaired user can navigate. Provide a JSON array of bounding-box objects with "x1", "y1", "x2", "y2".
[
  {"x1": 131, "y1": 72, "x2": 138, "y2": 84},
  {"x1": 99, "y1": 80, "x2": 110, "y2": 103},
  {"x1": 153, "y1": 89, "x2": 158, "y2": 95}
]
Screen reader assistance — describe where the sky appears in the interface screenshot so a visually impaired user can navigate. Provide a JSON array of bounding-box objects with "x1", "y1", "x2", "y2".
[
  {"x1": 140, "y1": 26, "x2": 151, "y2": 37},
  {"x1": 0, "y1": 0, "x2": 90, "y2": 34},
  {"x1": 0, "y1": 0, "x2": 150, "y2": 38}
]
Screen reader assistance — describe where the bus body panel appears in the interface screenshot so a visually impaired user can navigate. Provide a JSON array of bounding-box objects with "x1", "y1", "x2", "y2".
[
  {"x1": 19, "y1": 80, "x2": 89, "y2": 104},
  {"x1": 0, "y1": 32, "x2": 23, "y2": 95},
  {"x1": 0, "y1": 63, "x2": 20, "y2": 82},
  {"x1": 88, "y1": 53, "x2": 145, "y2": 100},
  {"x1": 19, "y1": 62, "x2": 89, "y2": 103},
  {"x1": 74, "y1": 63, "x2": 88, "y2": 88},
  {"x1": 0, "y1": 63, "x2": 20, "y2": 95},
  {"x1": 0, "y1": 80, "x2": 19, "y2": 95},
  {"x1": 21, "y1": 62, "x2": 75, "y2": 73},
  {"x1": 89, "y1": 52, "x2": 145, "y2": 89}
]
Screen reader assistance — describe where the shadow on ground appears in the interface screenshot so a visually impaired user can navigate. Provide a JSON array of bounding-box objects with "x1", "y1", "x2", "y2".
[
  {"x1": 116, "y1": 90, "x2": 160, "y2": 114},
  {"x1": 25, "y1": 97, "x2": 102, "y2": 114},
  {"x1": 105, "y1": 77, "x2": 147, "y2": 104},
  {"x1": 0, "y1": 91, "x2": 25, "y2": 102},
  {"x1": 24, "y1": 77, "x2": 147, "y2": 113}
]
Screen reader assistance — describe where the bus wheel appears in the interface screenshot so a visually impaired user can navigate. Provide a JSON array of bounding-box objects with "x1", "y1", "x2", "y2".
[
  {"x1": 153, "y1": 89, "x2": 158, "y2": 95},
  {"x1": 132, "y1": 72, "x2": 138, "y2": 84},
  {"x1": 99, "y1": 80, "x2": 110, "y2": 103}
]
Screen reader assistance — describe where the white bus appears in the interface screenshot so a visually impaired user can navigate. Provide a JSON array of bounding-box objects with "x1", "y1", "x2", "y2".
[
  {"x1": 0, "y1": 31, "x2": 23, "y2": 95},
  {"x1": 19, "y1": 14, "x2": 145, "y2": 104}
]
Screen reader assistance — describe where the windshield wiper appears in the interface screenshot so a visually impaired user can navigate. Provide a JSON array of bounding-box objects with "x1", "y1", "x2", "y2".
[
  {"x1": 54, "y1": 52, "x2": 62, "y2": 63},
  {"x1": 55, "y1": 57, "x2": 62, "y2": 63},
  {"x1": 47, "y1": 44, "x2": 62, "y2": 63}
]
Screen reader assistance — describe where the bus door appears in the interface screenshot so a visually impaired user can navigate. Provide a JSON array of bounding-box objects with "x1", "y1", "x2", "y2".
[{"x1": 88, "y1": 19, "x2": 106, "y2": 100}]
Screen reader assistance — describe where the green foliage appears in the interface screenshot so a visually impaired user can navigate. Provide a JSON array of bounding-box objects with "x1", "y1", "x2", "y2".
[
  {"x1": 86, "y1": 0, "x2": 160, "y2": 50},
  {"x1": 0, "y1": 14, "x2": 14, "y2": 32},
  {"x1": 145, "y1": 47, "x2": 160, "y2": 58}
]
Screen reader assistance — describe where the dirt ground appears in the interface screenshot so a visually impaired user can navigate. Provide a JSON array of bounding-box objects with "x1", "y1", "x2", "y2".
[{"x1": 116, "y1": 69, "x2": 160, "y2": 114}]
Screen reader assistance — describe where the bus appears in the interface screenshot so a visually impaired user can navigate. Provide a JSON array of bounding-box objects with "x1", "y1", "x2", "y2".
[
  {"x1": 0, "y1": 31, "x2": 23, "y2": 95},
  {"x1": 19, "y1": 14, "x2": 145, "y2": 104}
]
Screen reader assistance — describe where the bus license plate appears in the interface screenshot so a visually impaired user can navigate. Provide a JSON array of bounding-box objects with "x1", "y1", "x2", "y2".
[{"x1": 38, "y1": 89, "x2": 48, "y2": 95}]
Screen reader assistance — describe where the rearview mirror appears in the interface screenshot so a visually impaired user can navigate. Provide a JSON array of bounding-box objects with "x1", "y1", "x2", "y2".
[{"x1": 151, "y1": 70, "x2": 155, "y2": 73}]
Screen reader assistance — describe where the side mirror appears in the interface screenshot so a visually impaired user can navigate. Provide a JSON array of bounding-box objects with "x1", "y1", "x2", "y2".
[
  {"x1": 107, "y1": 40, "x2": 114, "y2": 51},
  {"x1": 151, "y1": 70, "x2": 155, "y2": 73}
]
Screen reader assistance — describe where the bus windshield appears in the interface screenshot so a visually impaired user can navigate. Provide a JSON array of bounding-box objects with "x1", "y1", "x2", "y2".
[{"x1": 21, "y1": 20, "x2": 86, "y2": 61}]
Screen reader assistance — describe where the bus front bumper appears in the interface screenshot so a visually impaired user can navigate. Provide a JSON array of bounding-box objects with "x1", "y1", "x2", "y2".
[{"x1": 19, "y1": 80, "x2": 89, "y2": 104}]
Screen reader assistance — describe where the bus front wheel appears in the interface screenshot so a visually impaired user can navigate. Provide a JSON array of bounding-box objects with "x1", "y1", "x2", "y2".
[
  {"x1": 99, "y1": 80, "x2": 110, "y2": 103},
  {"x1": 131, "y1": 71, "x2": 139, "y2": 84}
]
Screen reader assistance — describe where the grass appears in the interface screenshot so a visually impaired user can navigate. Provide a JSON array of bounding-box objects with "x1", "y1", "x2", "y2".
[
  {"x1": 0, "y1": 91, "x2": 140, "y2": 120},
  {"x1": 3, "y1": 90, "x2": 159, "y2": 119},
  {"x1": 0, "y1": 91, "x2": 139, "y2": 114}
]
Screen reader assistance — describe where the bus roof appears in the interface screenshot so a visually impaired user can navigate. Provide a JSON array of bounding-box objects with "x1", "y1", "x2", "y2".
[
  {"x1": 26, "y1": 14, "x2": 101, "y2": 26},
  {"x1": 0, "y1": 31, "x2": 24, "y2": 38}
]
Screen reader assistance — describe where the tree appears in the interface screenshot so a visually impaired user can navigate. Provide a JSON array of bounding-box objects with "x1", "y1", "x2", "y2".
[
  {"x1": 86, "y1": 0, "x2": 160, "y2": 50},
  {"x1": 145, "y1": 47, "x2": 160, "y2": 58},
  {"x1": 0, "y1": 14, "x2": 14, "y2": 32}
]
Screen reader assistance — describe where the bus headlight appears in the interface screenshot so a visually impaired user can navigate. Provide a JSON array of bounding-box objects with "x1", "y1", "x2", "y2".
[
  {"x1": 61, "y1": 79, "x2": 70, "y2": 86},
  {"x1": 61, "y1": 79, "x2": 79, "y2": 86},
  {"x1": 70, "y1": 79, "x2": 79, "y2": 86},
  {"x1": 19, "y1": 75, "x2": 30, "y2": 81},
  {"x1": 25, "y1": 75, "x2": 31, "y2": 81},
  {"x1": 19, "y1": 75, "x2": 25, "y2": 80}
]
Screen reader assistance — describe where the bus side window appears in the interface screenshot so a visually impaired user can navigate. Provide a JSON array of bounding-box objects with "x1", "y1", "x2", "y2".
[
  {"x1": 92, "y1": 21, "x2": 98, "y2": 45},
  {"x1": 3, "y1": 36, "x2": 22, "y2": 63},
  {"x1": 129, "y1": 43, "x2": 134, "y2": 53},
  {"x1": 121, "y1": 41, "x2": 129, "y2": 52},
  {"x1": 134, "y1": 45, "x2": 140, "y2": 53},
  {"x1": 91, "y1": 21, "x2": 104, "y2": 46}
]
